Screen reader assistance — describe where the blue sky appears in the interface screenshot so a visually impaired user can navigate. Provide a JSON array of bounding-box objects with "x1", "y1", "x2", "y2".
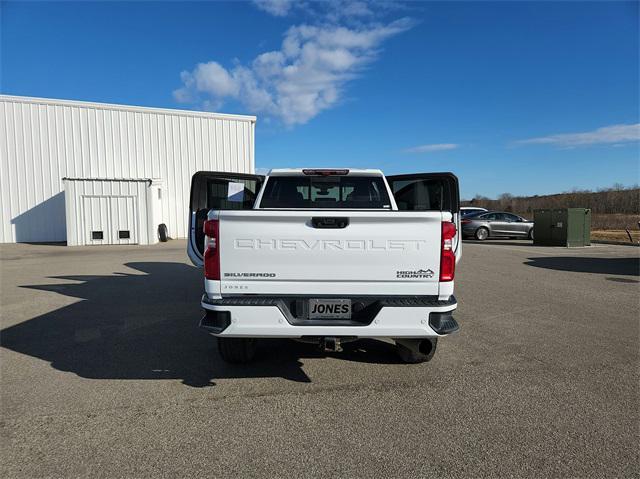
[{"x1": 2, "y1": 0, "x2": 639, "y2": 198}]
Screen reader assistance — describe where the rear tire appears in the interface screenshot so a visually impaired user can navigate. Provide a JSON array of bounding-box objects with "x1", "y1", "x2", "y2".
[
  {"x1": 528, "y1": 228, "x2": 534, "y2": 240},
  {"x1": 475, "y1": 227, "x2": 489, "y2": 241},
  {"x1": 396, "y1": 339, "x2": 437, "y2": 364},
  {"x1": 158, "y1": 223, "x2": 169, "y2": 242},
  {"x1": 217, "y1": 337, "x2": 257, "y2": 364}
]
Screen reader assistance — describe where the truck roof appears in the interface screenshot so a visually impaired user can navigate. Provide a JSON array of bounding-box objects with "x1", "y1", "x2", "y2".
[{"x1": 267, "y1": 168, "x2": 384, "y2": 176}]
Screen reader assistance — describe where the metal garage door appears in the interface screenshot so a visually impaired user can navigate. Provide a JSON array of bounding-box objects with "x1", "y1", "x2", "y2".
[{"x1": 82, "y1": 196, "x2": 138, "y2": 245}]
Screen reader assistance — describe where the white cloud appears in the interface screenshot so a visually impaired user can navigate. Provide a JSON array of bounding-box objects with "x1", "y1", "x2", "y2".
[
  {"x1": 339, "y1": 1, "x2": 373, "y2": 17},
  {"x1": 174, "y1": 16, "x2": 414, "y2": 126},
  {"x1": 189, "y1": 62, "x2": 239, "y2": 97},
  {"x1": 517, "y1": 124, "x2": 640, "y2": 147},
  {"x1": 403, "y1": 143, "x2": 459, "y2": 153},
  {"x1": 253, "y1": 0, "x2": 379, "y2": 21},
  {"x1": 253, "y1": 0, "x2": 293, "y2": 17}
]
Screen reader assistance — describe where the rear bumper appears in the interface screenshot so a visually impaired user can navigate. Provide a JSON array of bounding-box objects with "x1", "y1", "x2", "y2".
[{"x1": 200, "y1": 295, "x2": 458, "y2": 338}]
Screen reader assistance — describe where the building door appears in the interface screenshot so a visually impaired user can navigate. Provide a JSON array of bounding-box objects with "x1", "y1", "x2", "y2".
[
  {"x1": 109, "y1": 196, "x2": 138, "y2": 245},
  {"x1": 83, "y1": 196, "x2": 111, "y2": 245},
  {"x1": 82, "y1": 196, "x2": 138, "y2": 245}
]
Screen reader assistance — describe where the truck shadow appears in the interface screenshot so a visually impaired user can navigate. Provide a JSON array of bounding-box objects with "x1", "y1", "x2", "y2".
[
  {"x1": 524, "y1": 256, "x2": 640, "y2": 276},
  {"x1": 0, "y1": 262, "x2": 401, "y2": 388}
]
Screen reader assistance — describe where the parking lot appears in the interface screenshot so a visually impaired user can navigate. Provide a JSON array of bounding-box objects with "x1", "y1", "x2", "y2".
[{"x1": 1, "y1": 240, "x2": 638, "y2": 478}]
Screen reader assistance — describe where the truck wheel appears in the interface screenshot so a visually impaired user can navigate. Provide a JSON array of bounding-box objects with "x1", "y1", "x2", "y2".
[
  {"x1": 396, "y1": 339, "x2": 437, "y2": 364},
  {"x1": 217, "y1": 337, "x2": 257, "y2": 364},
  {"x1": 475, "y1": 227, "x2": 489, "y2": 241}
]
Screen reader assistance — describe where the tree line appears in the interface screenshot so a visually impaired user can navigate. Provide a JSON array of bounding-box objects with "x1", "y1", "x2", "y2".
[{"x1": 462, "y1": 185, "x2": 640, "y2": 215}]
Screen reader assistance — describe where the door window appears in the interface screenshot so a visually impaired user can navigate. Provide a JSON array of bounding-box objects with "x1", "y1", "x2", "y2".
[
  {"x1": 391, "y1": 179, "x2": 448, "y2": 211},
  {"x1": 189, "y1": 172, "x2": 265, "y2": 259},
  {"x1": 386, "y1": 174, "x2": 459, "y2": 212},
  {"x1": 501, "y1": 213, "x2": 520, "y2": 222},
  {"x1": 206, "y1": 179, "x2": 261, "y2": 210}
]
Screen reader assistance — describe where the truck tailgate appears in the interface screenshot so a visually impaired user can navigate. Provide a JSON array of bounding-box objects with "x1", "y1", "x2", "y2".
[{"x1": 216, "y1": 210, "x2": 445, "y2": 296}]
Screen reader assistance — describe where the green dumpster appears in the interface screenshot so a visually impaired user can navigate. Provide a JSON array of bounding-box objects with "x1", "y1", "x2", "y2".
[{"x1": 533, "y1": 208, "x2": 591, "y2": 247}]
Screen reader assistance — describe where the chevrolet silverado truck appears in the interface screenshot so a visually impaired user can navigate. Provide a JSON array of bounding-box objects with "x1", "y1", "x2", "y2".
[{"x1": 188, "y1": 168, "x2": 461, "y2": 364}]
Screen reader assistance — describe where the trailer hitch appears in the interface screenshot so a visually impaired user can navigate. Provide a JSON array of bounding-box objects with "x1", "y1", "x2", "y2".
[{"x1": 320, "y1": 337, "x2": 343, "y2": 353}]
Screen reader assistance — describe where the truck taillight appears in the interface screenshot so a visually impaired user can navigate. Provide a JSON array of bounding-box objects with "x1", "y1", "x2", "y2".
[
  {"x1": 203, "y1": 219, "x2": 220, "y2": 280},
  {"x1": 440, "y1": 221, "x2": 456, "y2": 282}
]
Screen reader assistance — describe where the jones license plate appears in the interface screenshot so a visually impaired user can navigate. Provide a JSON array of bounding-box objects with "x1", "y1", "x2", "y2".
[{"x1": 308, "y1": 299, "x2": 352, "y2": 319}]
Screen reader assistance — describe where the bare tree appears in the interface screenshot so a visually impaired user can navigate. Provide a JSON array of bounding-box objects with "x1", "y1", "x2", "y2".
[{"x1": 461, "y1": 185, "x2": 640, "y2": 229}]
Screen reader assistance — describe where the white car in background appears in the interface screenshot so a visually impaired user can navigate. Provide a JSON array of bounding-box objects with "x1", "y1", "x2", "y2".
[{"x1": 460, "y1": 206, "x2": 488, "y2": 216}]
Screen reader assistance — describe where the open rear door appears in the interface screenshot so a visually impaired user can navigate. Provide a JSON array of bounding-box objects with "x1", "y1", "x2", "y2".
[
  {"x1": 386, "y1": 172, "x2": 461, "y2": 260},
  {"x1": 188, "y1": 171, "x2": 264, "y2": 267}
]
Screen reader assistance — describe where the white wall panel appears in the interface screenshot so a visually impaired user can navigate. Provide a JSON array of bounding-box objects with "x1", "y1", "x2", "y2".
[{"x1": 0, "y1": 95, "x2": 255, "y2": 243}]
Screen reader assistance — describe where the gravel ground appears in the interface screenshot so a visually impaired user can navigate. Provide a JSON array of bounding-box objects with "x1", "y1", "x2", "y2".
[{"x1": 1, "y1": 240, "x2": 638, "y2": 478}]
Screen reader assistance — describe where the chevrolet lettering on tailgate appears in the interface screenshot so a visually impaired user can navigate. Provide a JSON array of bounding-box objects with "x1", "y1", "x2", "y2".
[{"x1": 234, "y1": 238, "x2": 427, "y2": 251}]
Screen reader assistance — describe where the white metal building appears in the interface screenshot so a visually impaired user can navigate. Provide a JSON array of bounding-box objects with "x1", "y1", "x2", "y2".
[{"x1": 0, "y1": 95, "x2": 255, "y2": 244}]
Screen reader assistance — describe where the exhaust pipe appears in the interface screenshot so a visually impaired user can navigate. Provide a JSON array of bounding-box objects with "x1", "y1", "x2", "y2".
[
  {"x1": 419, "y1": 338, "x2": 435, "y2": 356},
  {"x1": 395, "y1": 338, "x2": 438, "y2": 362}
]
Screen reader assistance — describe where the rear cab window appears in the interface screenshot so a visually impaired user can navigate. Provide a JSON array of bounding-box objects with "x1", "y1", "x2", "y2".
[{"x1": 259, "y1": 175, "x2": 392, "y2": 209}]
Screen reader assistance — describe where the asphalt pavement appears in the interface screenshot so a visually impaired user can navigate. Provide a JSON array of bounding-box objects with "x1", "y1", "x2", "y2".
[{"x1": 1, "y1": 240, "x2": 638, "y2": 478}]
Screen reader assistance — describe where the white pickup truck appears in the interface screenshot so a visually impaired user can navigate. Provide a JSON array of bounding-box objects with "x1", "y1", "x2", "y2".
[{"x1": 188, "y1": 168, "x2": 461, "y2": 364}]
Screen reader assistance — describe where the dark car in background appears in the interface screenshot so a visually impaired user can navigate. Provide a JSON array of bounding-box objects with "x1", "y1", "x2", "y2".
[{"x1": 461, "y1": 211, "x2": 534, "y2": 241}]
